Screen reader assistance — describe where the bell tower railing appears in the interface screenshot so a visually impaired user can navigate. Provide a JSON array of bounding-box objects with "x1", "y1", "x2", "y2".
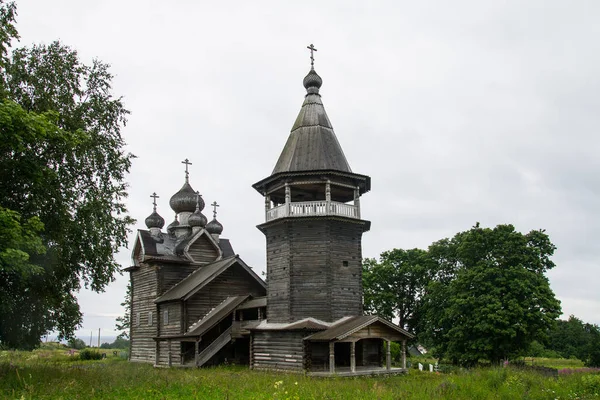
[{"x1": 265, "y1": 200, "x2": 359, "y2": 222}]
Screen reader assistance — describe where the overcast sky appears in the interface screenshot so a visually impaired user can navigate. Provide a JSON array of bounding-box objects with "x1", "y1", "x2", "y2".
[{"x1": 15, "y1": 0, "x2": 600, "y2": 339}]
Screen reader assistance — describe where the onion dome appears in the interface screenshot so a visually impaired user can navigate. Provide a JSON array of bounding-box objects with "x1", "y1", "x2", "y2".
[
  {"x1": 206, "y1": 218, "x2": 223, "y2": 235},
  {"x1": 303, "y1": 68, "x2": 322, "y2": 94},
  {"x1": 145, "y1": 211, "x2": 165, "y2": 229},
  {"x1": 146, "y1": 192, "x2": 165, "y2": 229},
  {"x1": 167, "y1": 215, "x2": 179, "y2": 231},
  {"x1": 169, "y1": 181, "x2": 201, "y2": 214},
  {"x1": 189, "y1": 192, "x2": 207, "y2": 228}
]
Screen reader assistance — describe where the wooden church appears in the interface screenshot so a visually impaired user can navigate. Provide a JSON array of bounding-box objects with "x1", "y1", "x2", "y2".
[{"x1": 127, "y1": 47, "x2": 413, "y2": 375}]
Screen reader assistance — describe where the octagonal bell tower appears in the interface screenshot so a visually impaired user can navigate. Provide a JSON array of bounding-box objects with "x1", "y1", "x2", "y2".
[{"x1": 253, "y1": 46, "x2": 371, "y2": 323}]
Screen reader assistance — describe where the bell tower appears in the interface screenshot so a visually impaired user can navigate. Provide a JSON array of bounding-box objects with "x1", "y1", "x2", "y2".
[{"x1": 253, "y1": 46, "x2": 371, "y2": 323}]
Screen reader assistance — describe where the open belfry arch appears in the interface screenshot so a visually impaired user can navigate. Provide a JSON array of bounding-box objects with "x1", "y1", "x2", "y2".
[{"x1": 127, "y1": 45, "x2": 412, "y2": 375}]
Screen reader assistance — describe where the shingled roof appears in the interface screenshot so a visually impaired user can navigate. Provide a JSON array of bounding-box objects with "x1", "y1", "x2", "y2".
[
  {"x1": 154, "y1": 255, "x2": 265, "y2": 303},
  {"x1": 304, "y1": 315, "x2": 415, "y2": 341},
  {"x1": 272, "y1": 89, "x2": 352, "y2": 174}
]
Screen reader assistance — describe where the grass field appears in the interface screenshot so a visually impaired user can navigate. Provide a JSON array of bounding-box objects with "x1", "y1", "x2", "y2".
[{"x1": 1, "y1": 349, "x2": 600, "y2": 399}]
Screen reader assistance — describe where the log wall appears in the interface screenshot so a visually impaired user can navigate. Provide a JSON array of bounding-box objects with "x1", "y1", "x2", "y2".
[
  {"x1": 130, "y1": 263, "x2": 159, "y2": 363},
  {"x1": 187, "y1": 234, "x2": 219, "y2": 264},
  {"x1": 251, "y1": 330, "x2": 305, "y2": 372},
  {"x1": 185, "y1": 264, "x2": 266, "y2": 330},
  {"x1": 263, "y1": 218, "x2": 365, "y2": 322}
]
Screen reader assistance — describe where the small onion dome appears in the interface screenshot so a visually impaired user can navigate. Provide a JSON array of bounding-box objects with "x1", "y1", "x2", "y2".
[
  {"x1": 189, "y1": 210, "x2": 208, "y2": 228},
  {"x1": 170, "y1": 182, "x2": 203, "y2": 214},
  {"x1": 145, "y1": 211, "x2": 165, "y2": 229},
  {"x1": 303, "y1": 68, "x2": 322, "y2": 94},
  {"x1": 167, "y1": 216, "x2": 179, "y2": 231},
  {"x1": 206, "y1": 217, "x2": 223, "y2": 235}
]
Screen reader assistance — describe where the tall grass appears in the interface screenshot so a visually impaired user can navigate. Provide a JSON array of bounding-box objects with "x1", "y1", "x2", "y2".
[{"x1": 1, "y1": 350, "x2": 599, "y2": 399}]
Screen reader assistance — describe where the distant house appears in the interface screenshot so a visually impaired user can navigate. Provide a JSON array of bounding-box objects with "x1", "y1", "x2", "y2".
[{"x1": 126, "y1": 54, "x2": 413, "y2": 375}]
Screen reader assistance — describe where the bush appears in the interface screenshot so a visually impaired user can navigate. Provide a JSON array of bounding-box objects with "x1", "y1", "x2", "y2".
[{"x1": 79, "y1": 349, "x2": 103, "y2": 360}]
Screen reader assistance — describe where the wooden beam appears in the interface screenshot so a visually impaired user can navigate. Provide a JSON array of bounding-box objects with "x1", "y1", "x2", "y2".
[
  {"x1": 329, "y1": 342, "x2": 335, "y2": 374},
  {"x1": 350, "y1": 341, "x2": 356, "y2": 373},
  {"x1": 386, "y1": 340, "x2": 391, "y2": 370},
  {"x1": 195, "y1": 338, "x2": 200, "y2": 367}
]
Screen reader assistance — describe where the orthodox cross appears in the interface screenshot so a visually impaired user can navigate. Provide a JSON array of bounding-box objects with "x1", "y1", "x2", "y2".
[
  {"x1": 181, "y1": 158, "x2": 192, "y2": 182},
  {"x1": 211, "y1": 201, "x2": 220, "y2": 218},
  {"x1": 150, "y1": 192, "x2": 159, "y2": 212},
  {"x1": 307, "y1": 44, "x2": 317, "y2": 67}
]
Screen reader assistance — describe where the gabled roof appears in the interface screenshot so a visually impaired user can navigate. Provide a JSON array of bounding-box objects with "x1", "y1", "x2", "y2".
[
  {"x1": 272, "y1": 92, "x2": 352, "y2": 174},
  {"x1": 154, "y1": 255, "x2": 266, "y2": 303},
  {"x1": 125, "y1": 229, "x2": 236, "y2": 270},
  {"x1": 185, "y1": 295, "x2": 249, "y2": 337},
  {"x1": 304, "y1": 315, "x2": 415, "y2": 341},
  {"x1": 176, "y1": 229, "x2": 222, "y2": 261}
]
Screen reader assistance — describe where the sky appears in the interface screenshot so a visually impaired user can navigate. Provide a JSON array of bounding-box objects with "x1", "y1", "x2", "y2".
[{"x1": 14, "y1": 0, "x2": 600, "y2": 339}]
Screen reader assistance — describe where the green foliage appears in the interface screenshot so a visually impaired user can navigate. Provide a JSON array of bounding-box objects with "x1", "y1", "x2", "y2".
[
  {"x1": 1, "y1": 353, "x2": 600, "y2": 400},
  {"x1": 546, "y1": 315, "x2": 600, "y2": 367},
  {"x1": 78, "y1": 349, "x2": 103, "y2": 360},
  {"x1": 115, "y1": 281, "x2": 131, "y2": 339},
  {"x1": 99, "y1": 336, "x2": 129, "y2": 349},
  {"x1": 67, "y1": 338, "x2": 86, "y2": 350},
  {"x1": 0, "y1": 2, "x2": 134, "y2": 349},
  {"x1": 420, "y1": 223, "x2": 561, "y2": 366},
  {"x1": 363, "y1": 248, "x2": 431, "y2": 333}
]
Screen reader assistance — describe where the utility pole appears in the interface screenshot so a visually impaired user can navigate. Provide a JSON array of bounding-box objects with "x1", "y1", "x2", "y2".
[
  {"x1": 98, "y1": 328, "x2": 101, "y2": 348},
  {"x1": 89, "y1": 330, "x2": 92, "y2": 347}
]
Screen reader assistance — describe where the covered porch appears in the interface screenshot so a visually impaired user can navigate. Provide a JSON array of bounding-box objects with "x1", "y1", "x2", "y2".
[{"x1": 304, "y1": 315, "x2": 414, "y2": 377}]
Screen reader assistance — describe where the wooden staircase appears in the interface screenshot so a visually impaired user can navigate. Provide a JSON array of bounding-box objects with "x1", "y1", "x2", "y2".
[{"x1": 195, "y1": 326, "x2": 232, "y2": 367}]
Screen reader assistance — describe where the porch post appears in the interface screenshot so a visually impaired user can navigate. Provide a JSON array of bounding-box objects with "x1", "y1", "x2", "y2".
[
  {"x1": 329, "y1": 342, "x2": 335, "y2": 374},
  {"x1": 195, "y1": 338, "x2": 200, "y2": 367},
  {"x1": 285, "y1": 183, "x2": 291, "y2": 217},
  {"x1": 402, "y1": 340, "x2": 407, "y2": 369},
  {"x1": 326, "y1": 180, "x2": 331, "y2": 215},
  {"x1": 386, "y1": 340, "x2": 391, "y2": 370},
  {"x1": 264, "y1": 195, "x2": 270, "y2": 219},
  {"x1": 350, "y1": 341, "x2": 356, "y2": 373},
  {"x1": 354, "y1": 186, "x2": 361, "y2": 219}
]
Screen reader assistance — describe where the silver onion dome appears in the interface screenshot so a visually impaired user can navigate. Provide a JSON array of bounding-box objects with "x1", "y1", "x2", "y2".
[
  {"x1": 167, "y1": 215, "x2": 179, "y2": 231},
  {"x1": 169, "y1": 181, "x2": 202, "y2": 214},
  {"x1": 189, "y1": 211, "x2": 208, "y2": 228},
  {"x1": 206, "y1": 218, "x2": 223, "y2": 235},
  {"x1": 145, "y1": 211, "x2": 165, "y2": 229},
  {"x1": 303, "y1": 68, "x2": 322, "y2": 94}
]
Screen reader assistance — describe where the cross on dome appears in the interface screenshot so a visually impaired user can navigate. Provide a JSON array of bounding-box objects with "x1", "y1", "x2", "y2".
[
  {"x1": 181, "y1": 158, "x2": 192, "y2": 182},
  {"x1": 307, "y1": 44, "x2": 317, "y2": 67},
  {"x1": 150, "y1": 192, "x2": 159, "y2": 211},
  {"x1": 211, "y1": 201, "x2": 220, "y2": 218}
]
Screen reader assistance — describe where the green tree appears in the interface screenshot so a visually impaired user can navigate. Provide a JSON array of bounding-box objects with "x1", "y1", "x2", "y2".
[
  {"x1": 0, "y1": 1, "x2": 133, "y2": 349},
  {"x1": 67, "y1": 337, "x2": 86, "y2": 350},
  {"x1": 421, "y1": 223, "x2": 561, "y2": 366},
  {"x1": 547, "y1": 315, "x2": 600, "y2": 366},
  {"x1": 363, "y1": 248, "x2": 431, "y2": 333},
  {"x1": 115, "y1": 281, "x2": 131, "y2": 339}
]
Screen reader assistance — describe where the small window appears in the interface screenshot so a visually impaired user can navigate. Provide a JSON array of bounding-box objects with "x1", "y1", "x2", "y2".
[
  {"x1": 136, "y1": 312, "x2": 141, "y2": 326},
  {"x1": 343, "y1": 261, "x2": 349, "y2": 267},
  {"x1": 163, "y1": 310, "x2": 169, "y2": 325},
  {"x1": 148, "y1": 311, "x2": 153, "y2": 326}
]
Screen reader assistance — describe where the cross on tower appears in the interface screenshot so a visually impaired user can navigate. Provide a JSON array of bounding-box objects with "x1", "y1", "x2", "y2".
[
  {"x1": 211, "y1": 201, "x2": 220, "y2": 218},
  {"x1": 307, "y1": 44, "x2": 317, "y2": 67},
  {"x1": 150, "y1": 192, "x2": 159, "y2": 211},
  {"x1": 181, "y1": 158, "x2": 192, "y2": 182}
]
